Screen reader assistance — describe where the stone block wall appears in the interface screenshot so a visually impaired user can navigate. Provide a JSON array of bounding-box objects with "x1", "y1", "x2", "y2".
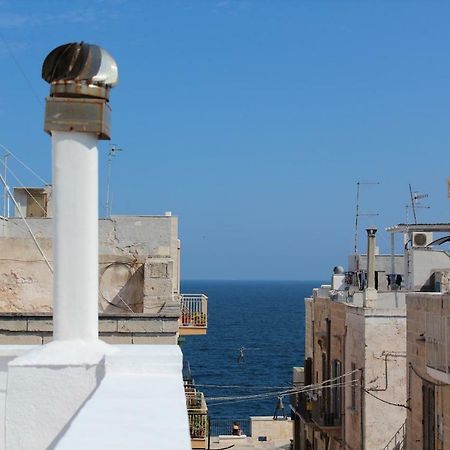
[
  {"x1": 0, "y1": 314, "x2": 180, "y2": 345},
  {"x1": 406, "y1": 293, "x2": 450, "y2": 450}
]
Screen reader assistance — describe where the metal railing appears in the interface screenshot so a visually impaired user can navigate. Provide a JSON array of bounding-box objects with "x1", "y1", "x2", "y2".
[
  {"x1": 209, "y1": 418, "x2": 250, "y2": 436},
  {"x1": 290, "y1": 392, "x2": 312, "y2": 422},
  {"x1": 426, "y1": 313, "x2": 450, "y2": 374},
  {"x1": 188, "y1": 412, "x2": 208, "y2": 439},
  {"x1": 382, "y1": 420, "x2": 406, "y2": 450},
  {"x1": 186, "y1": 391, "x2": 207, "y2": 412},
  {"x1": 180, "y1": 294, "x2": 208, "y2": 328}
]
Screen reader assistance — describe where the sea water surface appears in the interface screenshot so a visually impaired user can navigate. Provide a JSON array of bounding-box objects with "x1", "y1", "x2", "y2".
[{"x1": 181, "y1": 280, "x2": 321, "y2": 420}]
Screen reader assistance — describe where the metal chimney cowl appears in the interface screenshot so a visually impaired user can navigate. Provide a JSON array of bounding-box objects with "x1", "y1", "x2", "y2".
[{"x1": 42, "y1": 42, "x2": 118, "y2": 140}]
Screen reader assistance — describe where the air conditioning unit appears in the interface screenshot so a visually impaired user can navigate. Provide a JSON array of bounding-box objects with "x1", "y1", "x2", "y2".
[{"x1": 412, "y1": 232, "x2": 433, "y2": 247}]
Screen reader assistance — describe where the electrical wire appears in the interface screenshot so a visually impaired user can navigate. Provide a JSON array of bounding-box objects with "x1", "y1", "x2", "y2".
[
  {"x1": 0, "y1": 159, "x2": 47, "y2": 216},
  {"x1": 0, "y1": 144, "x2": 49, "y2": 185},
  {"x1": 204, "y1": 368, "x2": 361, "y2": 404},
  {"x1": 207, "y1": 380, "x2": 359, "y2": 406},
  {"x1": 0, "y1": 173, "x2": 53, "y2": 272},
  {"x1": 0, "y1": 33, "x2": 42, "y2": 106},
  {"x1": 206, "y1": 375, "x2": 359, "y2": 403},
  {"x1": 363, "y1": 388, "x2": 410, "y2": 410},
  {"x1": 195, "y1": 383, "x2": 290, "y2": 390}
]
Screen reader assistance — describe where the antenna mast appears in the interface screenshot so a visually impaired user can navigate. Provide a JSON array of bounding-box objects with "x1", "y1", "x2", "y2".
[
  {"x1": 105, "y1": 144, "x2": 123, "y2": 218},
  {"x1": 407, "y1": 184, "x2": 429, "y2": 224},
  {"x1": 354, "y1": 181, "x2": 380, "y2": 256}
]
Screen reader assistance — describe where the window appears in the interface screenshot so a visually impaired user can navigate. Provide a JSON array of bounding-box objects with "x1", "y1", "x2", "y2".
[
  {"x1": 332, "y1": 359, "x2": 342, "y2": 422},
  {"x1": 423, "y1": 382, "x2": 435, "y2": 450}
]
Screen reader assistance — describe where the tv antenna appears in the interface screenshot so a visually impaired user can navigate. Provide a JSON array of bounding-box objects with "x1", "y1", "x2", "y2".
[
  {"x1": 407, "y1": 184, "x2": 429, "y2": 224},
  {"x1": 354, "y1": 181, "x2": 380, "y2": 256},
  {"x1": 105, "y1": 144, "x2": 123, "y2": 218}
]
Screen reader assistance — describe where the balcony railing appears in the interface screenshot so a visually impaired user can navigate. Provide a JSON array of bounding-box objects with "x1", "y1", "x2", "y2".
[
  {"x1": 426, "y1": 313, "x2": 450, "y2": 382},
  {"x1": 310, "y1": 393, "x2": 341, "y2": 430},
  {"x1": 186, "y1": 391, "x2": 207, "y2": 412},
  {"x1": 382, "y1": 420, "x2": 406, "y2": 450},
  {"x1": 187, "y1": 391, "x2": 208, "y2": 448},
  {"x1": 180, "y1": 294, "x2": 208, "y2": 335},
  {"x1": 290, "y1": 392, "x2": 313, "y2": 422}
]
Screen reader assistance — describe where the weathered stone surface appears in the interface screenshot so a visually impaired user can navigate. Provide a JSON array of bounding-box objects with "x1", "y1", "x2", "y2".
[
  {"x1": 27, "y1": 319, "x2": 53, "y2": 332},
  {"x1": 100, "y1": 333, "x2": 133, "y2": 344},
  {"x1": 132, "y1": 334, "x2": 176, "y2": 345},
  {"x1": 98, "y1": 320, "x2": 118, "y2": 333},
  {"x1": 117, "y1": 319, "x2": 163, "y2": 333},
  {"x1": 0, "y1": 333, "x2": 42, "y2": 344},
  {"x1": 0, "y1": 320, "x2": 28, "y2": 332}
]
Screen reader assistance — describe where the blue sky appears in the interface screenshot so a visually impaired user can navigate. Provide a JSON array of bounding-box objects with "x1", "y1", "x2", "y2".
[{"x1": 1, "y1": 1, "x2": 450, "y2": 280}]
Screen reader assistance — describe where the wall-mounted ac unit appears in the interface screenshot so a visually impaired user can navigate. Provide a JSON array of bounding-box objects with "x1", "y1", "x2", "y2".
[{"x1": 412, "y1": 232, "x2": 433, "y2": 247}]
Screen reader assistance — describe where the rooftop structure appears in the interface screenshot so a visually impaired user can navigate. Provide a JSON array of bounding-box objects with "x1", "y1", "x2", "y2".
[{"x1": 0, "y1": 41, "x2": 193, "y2": 449}]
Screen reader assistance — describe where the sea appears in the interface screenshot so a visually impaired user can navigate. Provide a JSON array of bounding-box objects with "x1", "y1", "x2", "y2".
[{"x1": 180, "y1": 280, "x2": 322, "y2": 421}]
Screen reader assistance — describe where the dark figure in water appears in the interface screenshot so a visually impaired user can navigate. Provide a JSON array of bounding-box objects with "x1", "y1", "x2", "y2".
[{"x1": 237, "y1": 347, "x2": 245, "y2": 363}]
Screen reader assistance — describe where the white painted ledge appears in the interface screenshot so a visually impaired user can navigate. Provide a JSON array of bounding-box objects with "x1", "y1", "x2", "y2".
[{"x1": 55, "y1": 345, "x2": 190, "y2": 450}]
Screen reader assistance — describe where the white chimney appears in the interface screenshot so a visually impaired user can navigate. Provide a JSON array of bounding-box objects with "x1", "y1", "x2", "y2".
[
  {"x1": 42, "y1": 42, "x2": 118, "y2": 340},
  {"x1": 364, "y1": 227, "x2": 378, "y2": 307}
]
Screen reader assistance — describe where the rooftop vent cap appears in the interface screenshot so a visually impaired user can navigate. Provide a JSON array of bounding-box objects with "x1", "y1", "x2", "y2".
[{"x1": 42, "y1": 42, "x2": 118, "y2": 99}]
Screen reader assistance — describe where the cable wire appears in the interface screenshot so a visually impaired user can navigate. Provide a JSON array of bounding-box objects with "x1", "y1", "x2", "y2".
[
  {"x1": 0, "y1": 173, "x2": 53, "y2": 273},
  {"x1": 0, "y1": 160, "x2": 47, "y2": 216},
  {"x1": 363, "y1": 388, "x2": 410, "y2": 410},
  {"x1": 0, "y1": 33, "x2": 42, "y2": 106},
  {"x1": 206, "y1": 378, "x2": 359, "y2": 404},
  {"x1": 0, "y1": 144, "x2": 49, "y2": 185}
]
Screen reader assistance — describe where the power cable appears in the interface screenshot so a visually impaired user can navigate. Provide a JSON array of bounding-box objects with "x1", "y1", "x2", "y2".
[
  {"x1": 207, "y1": 378, "x2": 359, "y2": 404},
  {"x1": 196, "y1": 383, "x2": 290, "y2": 390},
  {"x1": 0, "y1": 173, "x2": 52, "y2": 272},
  {"x1": 363, "y1": 388, "x2": 410, "y2": 410},
  {"x1": 0, "y1": 32, "x2": 42, "y2": 106},
  {"x1": 0, "y1": 159, "x2": 47, "y2": 216},
  {"x1": 0, "y1": 144, "x2": 49, "y2": 185}
]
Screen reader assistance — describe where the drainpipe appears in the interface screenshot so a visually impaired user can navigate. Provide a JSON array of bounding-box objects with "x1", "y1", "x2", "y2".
[
  {"x1": 42, "y1": 42, "x2": 118, "y2": 340},
  {"x1": 363, "y1": 227, "x2": 377, "y2": 308}
]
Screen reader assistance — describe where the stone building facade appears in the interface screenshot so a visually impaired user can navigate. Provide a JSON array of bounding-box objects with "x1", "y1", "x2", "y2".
[
  {"x1": 406, "y1": 292, "x2": 450, "y2": 450},
  {"x1": 0, "y1": 186, "x2": 208, "y2": 344},
  {"x1": 292, "y1": 283, "x2": 407, "y2": 450}
]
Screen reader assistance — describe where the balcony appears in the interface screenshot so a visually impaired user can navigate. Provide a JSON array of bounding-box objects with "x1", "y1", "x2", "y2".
[
  {"x1": 310, "y1": 394, "x2": 341, "y2": 433},
  {"x1": 290, "y1": 392, "x2": 313, "y2": 423},
  {"x1": 426, "y1": 313, "x2": 450, "y2": 383},
  {"x1": 186, "y1": 391, "x2": 208, "y2": 449},
  {"x1": 179, "y1": 294, "x2": 208, "y2": 336}
]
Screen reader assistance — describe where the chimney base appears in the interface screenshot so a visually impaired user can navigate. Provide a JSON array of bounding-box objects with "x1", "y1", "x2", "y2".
[{"x1": 363, "y1": 287, "x2": 377, "y2": 308}]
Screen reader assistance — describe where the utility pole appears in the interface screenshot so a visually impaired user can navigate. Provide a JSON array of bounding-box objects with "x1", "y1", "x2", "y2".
[{"x1": 105, "y1": 144, "x2": 123, "y2": 218}]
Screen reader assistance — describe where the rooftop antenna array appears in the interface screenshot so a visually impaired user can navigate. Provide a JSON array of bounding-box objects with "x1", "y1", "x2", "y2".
[
  {"x1": 407, "y1": 184, "x2": 429, "y2": 224},
  {"x1": 354, "y1": 181, "x2": 380, "y2": 257},
  {"x1": 105, "y1": 144, "x2": 123, "y2": 218}
]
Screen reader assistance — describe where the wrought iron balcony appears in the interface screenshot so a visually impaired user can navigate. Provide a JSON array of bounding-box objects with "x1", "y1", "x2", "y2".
[
  {"x1": 179, "y1": 294, "x2": 208, "y2": 335},
  {"x1": 426, "y1": 313, "x2": 450, "y2": 383}
]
